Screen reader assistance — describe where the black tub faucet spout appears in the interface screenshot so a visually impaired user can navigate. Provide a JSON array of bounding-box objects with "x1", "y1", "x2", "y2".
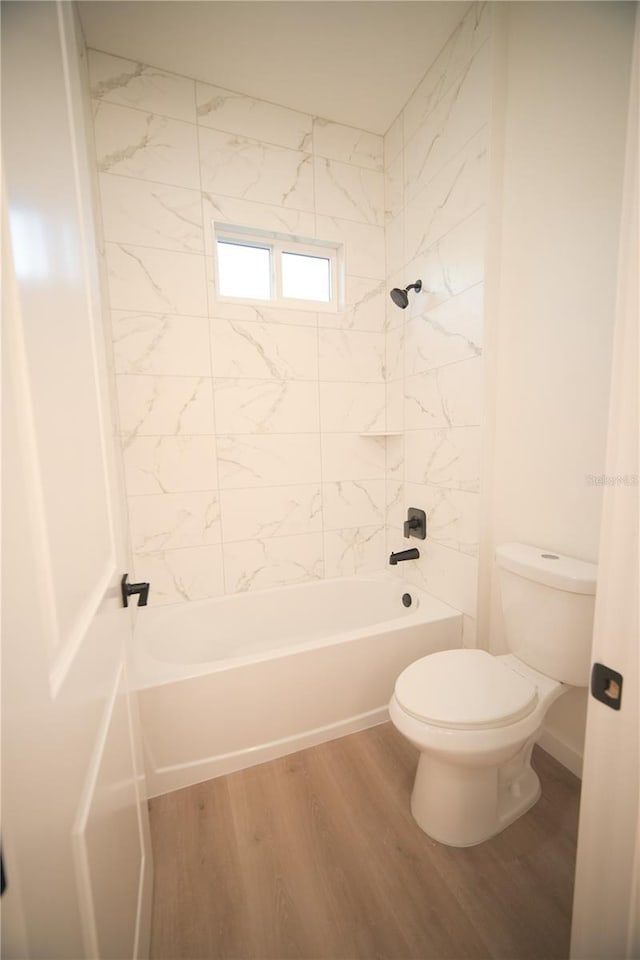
[{"x1": 389, "y1": 548, "x2": 420, "y2": 565}]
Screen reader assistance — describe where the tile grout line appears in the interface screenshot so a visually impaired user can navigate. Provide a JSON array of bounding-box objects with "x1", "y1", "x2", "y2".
[
  {"x1": 194, "y1": 74, "x2": 227, "y2": 600},
  {"x1": 311, "y1": 128, "x2": 328, "y2": 582},
  {"x1": 98, "y1": 163, "x2": 384, "y2": 230},
  {"x1": 92, "y1": 95, "x2": 383, "y2": 175}
]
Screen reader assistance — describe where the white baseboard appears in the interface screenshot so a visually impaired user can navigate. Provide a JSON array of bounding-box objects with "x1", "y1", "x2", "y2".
[
  {"x1": 146, "y1": 706, "x2": 389, "y2": 798},
  {"x1": 537, "y1": 728, "x2": 583, "y2": 779}
]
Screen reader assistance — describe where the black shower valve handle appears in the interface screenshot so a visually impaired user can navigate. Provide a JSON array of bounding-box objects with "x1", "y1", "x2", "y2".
[
  {"x1": 404, "y1": 507, "x2": 427, "y2": 540},
  {"x1": 404, "y1": 516, "x2": 420, "y2": 537},
  {"x1": 121, "y1": 573, "x2": 150, "y2": 608}
]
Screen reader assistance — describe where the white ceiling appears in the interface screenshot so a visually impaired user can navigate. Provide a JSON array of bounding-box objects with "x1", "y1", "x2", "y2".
[{"x1": 77, "y1": 1, "x2": 469, "y2": 135}]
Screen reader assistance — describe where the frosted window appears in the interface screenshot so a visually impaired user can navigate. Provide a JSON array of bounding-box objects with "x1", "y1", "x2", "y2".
[
  {"x1": 281, "y1": 251, "x2": 331, "y2": 302},
  {"x1": 217, "y1": 240, "x2": 271, "y2": 300}
]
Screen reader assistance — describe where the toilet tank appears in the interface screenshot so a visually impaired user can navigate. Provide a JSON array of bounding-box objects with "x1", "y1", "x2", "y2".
[{"x1": 496, "y1": 543, "x2": 597, "y2": 686}]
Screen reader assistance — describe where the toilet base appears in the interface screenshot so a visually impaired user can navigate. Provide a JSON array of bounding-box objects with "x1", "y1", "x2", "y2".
[{"x1": 410, "y1": 739, "x2": 541, "y2": 847}]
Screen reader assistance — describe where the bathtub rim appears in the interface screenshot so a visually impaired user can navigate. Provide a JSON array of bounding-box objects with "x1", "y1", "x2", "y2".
[{"x1": 130, "y1": 573, "x2": 462, "y2": 691}]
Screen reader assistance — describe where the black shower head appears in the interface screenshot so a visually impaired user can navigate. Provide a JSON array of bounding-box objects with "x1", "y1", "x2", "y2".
[
  {"x1": 390, "y1": 287, "x2": 409, "y2": 308},
  {"x1": 389, "y1": 279, "x2": 422, "y2": 309}
]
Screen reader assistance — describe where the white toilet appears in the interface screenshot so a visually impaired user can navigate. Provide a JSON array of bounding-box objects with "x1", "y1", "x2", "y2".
[{"x1": 389, "y1": 543, "x2": 597, "y2": 847}]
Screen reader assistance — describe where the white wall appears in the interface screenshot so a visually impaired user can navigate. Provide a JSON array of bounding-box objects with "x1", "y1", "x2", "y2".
[
  {"x1": 481, "y1": 1, "x2": 635, "y2": 773},
  {"x1": 383, "y1": 2, "x2": 492, "y2": 645},
  {"x1": 87, "y1": 52, "x2": 389, "y2": 605}
]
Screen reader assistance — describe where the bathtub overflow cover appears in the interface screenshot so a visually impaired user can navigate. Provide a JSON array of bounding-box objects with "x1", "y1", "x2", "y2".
[{"x1": 402, "y1": 593, "x2": 413, "y2": 608}]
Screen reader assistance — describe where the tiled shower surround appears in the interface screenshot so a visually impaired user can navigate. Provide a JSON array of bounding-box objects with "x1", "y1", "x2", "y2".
[
  {"x1": 384, "y1": 3, "x2": 490, "y2": 641},
  {"x1": 89, "y1": 2, "x2": 490, "y2": 610}
]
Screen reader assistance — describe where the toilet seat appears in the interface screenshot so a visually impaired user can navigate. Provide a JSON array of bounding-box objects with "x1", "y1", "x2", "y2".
[{"x1": 394, "y1": 649, "x2": 538, "y2": 730}]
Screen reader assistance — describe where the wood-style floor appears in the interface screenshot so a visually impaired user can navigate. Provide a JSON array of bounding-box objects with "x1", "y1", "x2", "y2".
[{"x1": 149, "y1": 723, "x2": 580, "y2": 960}]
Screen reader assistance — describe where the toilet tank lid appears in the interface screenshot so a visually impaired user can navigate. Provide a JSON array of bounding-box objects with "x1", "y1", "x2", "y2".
[{"x1": 496, "y1": 543, "x2": 597, "y2": 595}]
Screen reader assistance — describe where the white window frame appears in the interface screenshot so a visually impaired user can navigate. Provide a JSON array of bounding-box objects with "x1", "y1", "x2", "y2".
[{"x1": 214, "y1": 223, "x2": 342, "y2": 313}]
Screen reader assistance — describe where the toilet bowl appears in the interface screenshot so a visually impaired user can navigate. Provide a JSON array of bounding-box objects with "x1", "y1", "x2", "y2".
[
  {"x1": 389, "y1": 544, "x2": 597, "y2": 847},
  {"x1": 390, "y1": 650, "x2": 565, "y2": 846}
]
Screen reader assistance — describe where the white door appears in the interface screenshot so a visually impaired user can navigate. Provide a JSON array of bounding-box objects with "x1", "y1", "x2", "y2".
[
  {"x1": 1, "y1": 2, "x2": 152, "y2": 957},
  {"x1": 570, "y1": 8, "x2": 639, "y2": 958}
]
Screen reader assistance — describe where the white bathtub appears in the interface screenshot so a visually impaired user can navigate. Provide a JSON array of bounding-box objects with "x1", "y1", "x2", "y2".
[{"x1": 132, "y1": 575, "x2": 462, "y2": 797}]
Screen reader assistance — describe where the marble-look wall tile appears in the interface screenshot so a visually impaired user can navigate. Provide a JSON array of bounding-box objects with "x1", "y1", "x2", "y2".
[
  {"x1": 211, "y1": 317, "x2": 318, "y2": 380},
  {"x1": 116, "y1": 375, "x2": 214, "y2": 439},
  {"x1": 385, "y1": 480, "x2": 404, "y2": 530},
  {"x1": 408, "y1": 206, "x2": 487, "y2": 308},
  {"x1": 216, "y1": 434, "x2": 321, "y2": 489},
  {"x1": 196, "y1": 82, "x2": 312, "y2": 151},
  {"x1": 346, "y1": 278, "x2": 387, "y2": 333},
  {"x1": 220, "y1": 484, "x2": 322, "y2": 541},
  {"x1": 224, "y1": 533, "x2": 323, "y2": 593},
  {"x1": 88, "y1": 50, "x2": 196, "y2": 123},
  {"x1": 385, "y1": 324, "x2": 404, "y2": 382},
  {"x1": 129, "y1": 491, "x2": 221, "y2": 553},
  {"x1": 385, "y1": 212, "x2": 405, "y2": 280},
  {"x1": 312, "y1": 119, "x2": 383, "y2": 171},
  {"x1": 322, "y1": 480, "x2": 386, "y2": 530},
  {"x1": 406, "y1": 481, "x2": 479, "y2": 556},
  {"x1": 385, "y1": 151, "x2": 404, "y2": 220},
  {"x1": 203, "y1": 193, "x2": 316, "y2": 257},
  {"x1": 100, "y1": 174, "x2": 204, "y2": 253},
  {"x1": 318, "y1": 329, "x2": 385, "y2": 382},
  {"x1": 386, "y1": 380, "x2": 404, "y2": 433},
  {"x1": 319, "y1": 382, "x2": 385, "y2": 433},
  {"x1": 323, "y1": 525, "x2": 386, "y2": 578},
  {"x1": 320, "y1": 434, "x2": 386, "y2": 481},
  {"x1": 93, "y1": 52, "x2": 396, "y2": 597},
  {"x1": 403, "y1": 3, "x2": 490, "y2": 146},
  {"x1": 319, "y1": 277, "x2": 386, "y2": 333},
  {"x1": 106, "y1": 243, "x2": 207, "y2": 316},
  {"x1": 404, "y1": 128, "x2": 488, "y2": 263},
  {"x1": 404, "y1": 427, "x2": 481, "y2": 492},
  {"x1": 134, "y1": 544, "x2": 224, "y2": 606},
  {"x1": 123, "y1": 436, "x2": 217, "y2": 495},
  {"x1": 111, "y1": 311, "x2": 211, "y2": 376},
  {"x1": 93, "y1": 101, "x2": 200, "y2": 188},
  {"x1": 383, "y1": 2, "x2": 489, "y2": 617},
  {"x1": 214, "y1": 379, "x2": 320, "y2": 434},
  {"x1": 207, "y1": 278, "x2": 318, "y2": 328},
  {"x1": 384, "y1": 113, "x2": 403, "y2": 169},
  {"x1": 391, "y1": 539, "x2": 478, "y2": 617},
  {"x1": 314, "y1": 157, "x2": 384, "y2": 226},
  {"x1": 385, "y1": 267, "x2": 407, "y2": 331},
  {"x1": 404, "y1": 285, "x2": 483, "y2": 375},
  {"x1": 404, "y1": 41, "x2": 491, "y2": 204},
  {"x1": 386, "y1": 436, "x2": 404, "y2": 480},
  {"x1": 404, "y1": 356, "x2": 483, "y2": 430},
  {"x1": 199, "y1": 127, "x2": 314, "y2": 211},
  {"x1": 315, "y1": 216, "x2": 385, "y2": 279}
]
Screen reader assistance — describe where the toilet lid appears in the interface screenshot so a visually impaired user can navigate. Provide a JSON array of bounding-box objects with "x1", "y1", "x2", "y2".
[{"x1": 394, "y1": 649, "x2": 538, "y2": 729}]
